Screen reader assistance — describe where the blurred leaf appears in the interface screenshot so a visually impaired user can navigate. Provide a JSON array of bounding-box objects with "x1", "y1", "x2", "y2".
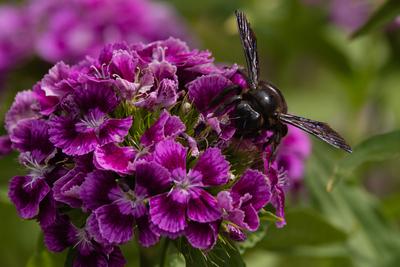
[
  {"x1": 174, "y1": 238, "x2": 245, "y2": 267},
  {"x1": 276, "y1": 254, "x2": 353, "y2": 267},
  {"x1": 238, "y1": 212, "x2": 271, "y2": 253},
  {"x1": 260, "y1": 209, "x2": 347, "y2": 250},
  {"x1": 0, "y1": 152, "x2": 25, "y2": 185},
  {"x1": 352, "y1": 0, "x2": 400, "y2": 38},
  {"x1": 63, "y1": 248, "x2": 75, "y2": 267},
  {"x1": 307, "y1": 146, "x2": 400, "y2": 267},
  {"x1": 244, "y1": 249, "x2": 353, "y2": 267},
  {"x1": 120, "y1": 240, "x2": 140, "y2": 267},
  {"x1": 331, "y1": 130, "x2": 400, "y2": 185},
  {"x1": 0, "y1": 203, "x2": 39, "y2": 267},
  {"x1": 381, "y1": 192, "x2": 400, "y2": 221},
  {"x1": 0, "y1": 187, "x2": 10, "y2": 204},
  {"x1": 166, "y1": 251, "x2": 186, "y2": 267},
  {"x1": 26, "y1": 251, "x2": 54, "y2": 267},
  {"x1": 260, "y1": 210, "x2": 284, "y2": 223},
  {"x1": 26, "y1": 235, "x2": 66, "y2": 267}
]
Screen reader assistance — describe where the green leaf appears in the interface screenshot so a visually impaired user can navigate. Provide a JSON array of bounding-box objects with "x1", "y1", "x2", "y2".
[
  {"x1": 259, "y1": 209, "x2": 347, "y2": 250},
  {"x1": 352, "y1": 0, "x2": 400, "y2": 38},
  {"x1": 260, "y1": 210, "x2": 285, "y2": 223},
  {"x1": 174, "y1": 238, "x2": 245, "y2": 267},
  {"x1": 0, "y1": 203, "x2": 39, "y2": 267},
  {"x1": 26, "y1": 250, "x2": 54, "y2": 267},
  {"x1": 381, "y1": 192, "x2": 400, "y2": 221},
  {"x1": 330, "y1": 130, "x2": 400, "y2": 187},
  {"x1": 26, "y1": 234, "x2": 66, "y2": 267},
  {"x1": 306, "y1": 147, "x2": 400, "y2": 267},
  {"x1": 63, "y1": 249, "x2": 75, "y2": 267},
  {"x1": 244, "y1": 249, "x2": 353, "y2": 267},
  {"x1": 0, "y1": 187, "x2": 10, "y2": 205},
  {"x1": 238, "y1": 211, "x2": 278, "y2": 253},
  {"x1": 274, "y1": 254, "x2": 353, "y2": 267},
  {"x1": 26, "y1": 246, "x2": 66, "y2": 267}
]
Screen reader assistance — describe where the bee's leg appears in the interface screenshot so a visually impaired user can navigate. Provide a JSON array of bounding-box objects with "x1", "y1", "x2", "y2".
[
  {"x1": 232, "y1": 134, "x2": 245, "y2": 154},
  {"x1": 266, "y1": 124, "x2": 288, "y2": 168},
  {"x1": 212, "y1": 95, "x2": 242, "y2": 117},
  {"x1": 210, "y1": 84, "x2": 243, "y2": 108}
]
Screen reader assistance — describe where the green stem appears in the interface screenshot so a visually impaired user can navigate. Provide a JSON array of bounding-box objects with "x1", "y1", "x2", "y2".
[{"x1": 159, "y1": 238, "x2": 170, "y2": 267}]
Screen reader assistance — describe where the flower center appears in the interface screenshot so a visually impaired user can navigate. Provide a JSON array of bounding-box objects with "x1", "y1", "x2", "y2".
[
  {"x1": 20, "y1": 152, "x2": 52, "y2": 179},
  {"x1": 80, "y1": 110, "x2": 106, "y2": 129},
  {"x1": 74, "y1": 228, "x2": 93, "y2": 252}
]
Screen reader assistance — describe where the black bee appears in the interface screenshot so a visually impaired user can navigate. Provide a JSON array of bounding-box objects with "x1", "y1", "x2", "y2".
[{"x1": 210, "y1": 10, "x2": 352, "y2": 157}]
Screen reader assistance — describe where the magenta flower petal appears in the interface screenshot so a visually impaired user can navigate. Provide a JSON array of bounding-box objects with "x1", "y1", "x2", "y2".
[
  {"x1": 242, "y1": 204, "x2": 259, "y2": 231},
  {"x1": 135, "y1": 37, "x2": 211, "y2": 67},
  {"x1": 266, "y1": 166, "x2": 288, "y2": 227},
  {"x1": 136, "y1": 215, "x2": 160, "y2": 247},
  {"x1": 232, "y1": 169, "x2": 271, "y2": 210},
  {"x1": 73, "y1": 79, "x2": 119, "y2": 114},
  {"x1": 277, "y1": 125, "x2": 312, "y2": 185},
  {"x1": 86, "y1": 213, "x2": 110, "y2": 246},
  {"x1": 272, "y1": 187, "x2": 286, "y2": 228},
  {"x1": 149, "y1": 193, "x2": 187, "y2": 233},
  {"x1": 187, "y1": 74, "x2": 233, "y2": 113},
  {"x1": 73, "y1": 252, "x2": 108, "y2": 267},
  {"x1": 42, "y1": 215, "x2": 77, "y2": 253},
  {"x1": 10, "y1": 119, "x2": 54, "y2": 156},
  {"x1": 33, "y1": 83, "x2": 59, "y2": 115},
  {"x1": 98, "y1": 117, "x2": 133, "y2": 144},
  {"x1": 94, "y1": 143, "x2": 136, "y2": 174},
  {"x1": 80, "y1": 171, "x2": 117, "y2": 211},
  {"x1": 216, "y1": 191, "x2": 234, "y2": 212},
  {"x1": 72, "y1": 246, "x2": 125, "y2": 267},
  {"x1": 149, "y1": 59, "x2": 177, "y2": 81},
  {"x1": 135, "y1": 161, "x2": 172, "y2": 196},
  {"x1": 5, "y1": 90, "x2": 39, "y2": 133},
  {"x1": 49, "y1": 116, "x2": 98, "y2": 156},
  {"x1": 141, "y1": 110, "x2": 185, "y2": 146},
  {"x1": 95, "y1": 203, "x2": 135, "y2": 244},
  {"x1": 8, "y1": 176, "x2": 50, "y2": 219},
  {"x1": 281, "y1": 125, "x2": 312, "y2": 158},
  {"x1": 154, "y1": 140, "x2": 187, "y2": 172},
  {"x1": 0, "y1": 135, "x2": 12, "y2": 156},
  {"x1": 225, "y1": 224, "x2": 246, "y2": 241},
  {"x1": 193, "y1": 147, "x2": 229, "y2": 186},
  {"x1": 149, "y1": 223, "x2": 184, "y2": 239},
  {"x1": 155, "y1": 79, "x2": 179, "y2": 108},
  {"x1": 185, "y1": 221, "x2": 218, "y2": 250},
  {"x1": 53, "y1": 168, "x2": 86, "y2": 208},
  {"x1": 107, "y1": 247, "x2": 127, "y2": 267},
  {"x1": 41, "y1": 62, "x2": 73, "y2": 98},
  {"x1": 277, "y1": 153, "x2": 305, "y2": 182},
  {"x1": 38, "y1": 192, "x2": 57, "y2": 228},
  {"x1": 226, "y1": 208, "x2": 246, "y2": 229},
  {"x1": 187, "y1": 188, "x2": 222, "y2": 223},
  {"x1": 109, "y1": 49, "x2": 138, "y2": 81},
  {"x1": 49, "y1": 115, "x2": 132, "y2": 156}
]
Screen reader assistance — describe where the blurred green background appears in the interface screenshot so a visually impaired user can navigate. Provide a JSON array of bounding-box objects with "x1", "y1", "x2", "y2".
[{"x1": 1, "y1": 0, "x2": 400, "y2": 266}]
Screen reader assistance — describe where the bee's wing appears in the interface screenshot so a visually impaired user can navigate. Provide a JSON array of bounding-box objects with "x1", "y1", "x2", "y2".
[
  {"x1": 278, "y1": 113, "x2": 352, "y2": 153},
  {"x1": 235, "y1": 10, "x2": 259, "y2": 89}
]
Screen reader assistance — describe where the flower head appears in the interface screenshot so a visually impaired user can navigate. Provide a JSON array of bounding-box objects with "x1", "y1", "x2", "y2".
[{"x1": 4, "y1": 37, "x2": 309, "y2": 264}]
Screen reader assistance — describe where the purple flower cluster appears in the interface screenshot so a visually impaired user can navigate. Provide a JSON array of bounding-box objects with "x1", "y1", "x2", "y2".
[
  {"x1": 0, "y1": 4, "x2": 32, "y2": 73},
  {"x1": 5, "y1": 38, "x2": 310, "y2": 265},
  {"x1": 0, "y1": 0, "x2": 188, "y2": 76}
]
